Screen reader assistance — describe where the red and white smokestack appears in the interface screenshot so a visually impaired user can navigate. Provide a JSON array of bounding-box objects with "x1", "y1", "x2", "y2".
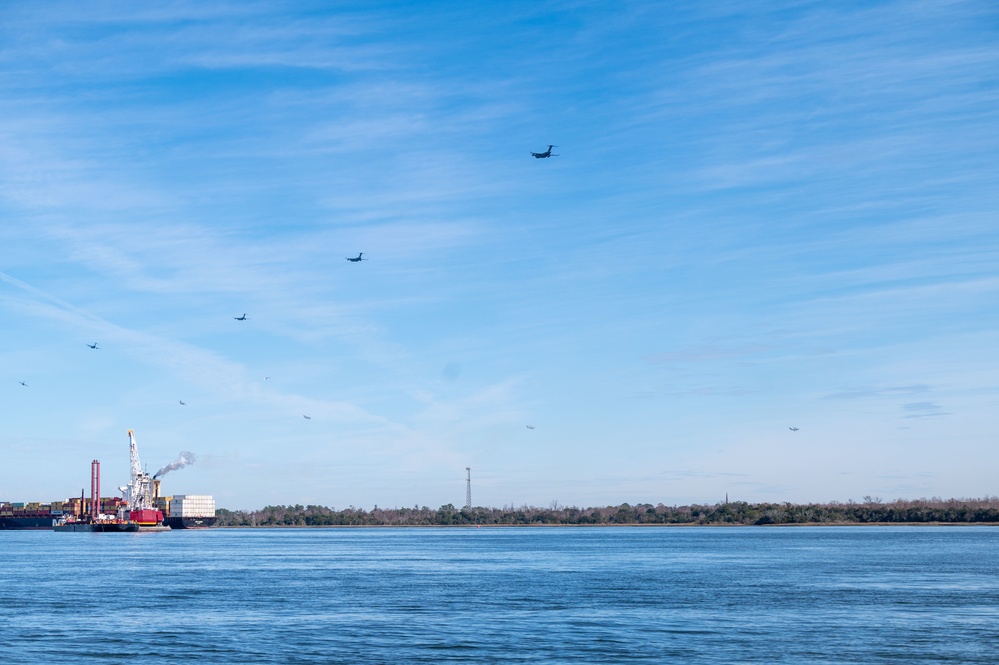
[{"x1": 91, "y1": 460, "x2": 101, "y2": 520}]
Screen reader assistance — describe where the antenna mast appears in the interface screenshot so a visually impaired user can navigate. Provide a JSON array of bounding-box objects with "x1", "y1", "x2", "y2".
[{"x1": 465, "y1": 467, "x2": 472, "y2": 510}]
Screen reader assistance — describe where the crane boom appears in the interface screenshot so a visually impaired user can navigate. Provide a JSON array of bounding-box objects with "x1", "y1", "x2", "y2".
[
  {"x1": 128, "y1": 429, "x2": 142, "y2": 488},
  {"x1": 125, "y1": 429, "x2": 153, "y2": 511}
]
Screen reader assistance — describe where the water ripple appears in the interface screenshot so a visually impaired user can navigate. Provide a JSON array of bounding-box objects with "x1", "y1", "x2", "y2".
[{"x1": 0, "y1": 526, "x2": 996, "y2": 663}]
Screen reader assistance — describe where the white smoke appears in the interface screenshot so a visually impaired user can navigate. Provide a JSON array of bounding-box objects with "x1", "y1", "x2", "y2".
[{"x1": 153, "y1": 451, "x2": 196, "y2": 479}]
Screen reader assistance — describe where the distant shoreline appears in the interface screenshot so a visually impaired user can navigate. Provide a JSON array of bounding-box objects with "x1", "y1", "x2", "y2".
[
  {"x1": 215, "y1": 499, "x2": 999, "y2": 527},
  {"x1": 215, "y1": 521, "x2": 999, "y2": 529}
]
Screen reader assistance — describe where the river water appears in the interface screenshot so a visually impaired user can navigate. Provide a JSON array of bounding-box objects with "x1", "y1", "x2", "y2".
[{"x1": 0, "y1": 526, "x2": 995, "y2": 663}]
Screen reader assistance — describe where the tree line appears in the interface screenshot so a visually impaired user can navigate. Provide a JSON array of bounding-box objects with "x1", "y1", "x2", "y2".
[{"x1": 215, "y1": 497, "x2": 999, "y2": 527}]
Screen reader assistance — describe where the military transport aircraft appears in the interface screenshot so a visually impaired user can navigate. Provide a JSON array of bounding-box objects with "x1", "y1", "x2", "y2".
[
  {"x1": 346, "y1": 253, "x2": 367, "y2": 262},
  {"x1": 234, "y1": 313, "x2": 248, "y2": 321},
  {"x1": 530, "y1": 145, "x2": 558, "y2": 158},
  {"x1": 789, "y1": 427, "x2": 799, "y2": 431},
  {"x1": 86, "y1": 342, "x2": 100, "y2": 350}
]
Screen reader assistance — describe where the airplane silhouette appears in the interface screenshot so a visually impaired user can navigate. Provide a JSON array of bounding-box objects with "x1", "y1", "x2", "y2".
[
  {"x1": 86, "y1": 342, "x2": 100, "y2": 350},
  {"x1": 179, "y1": 400, "x2": 186, "y2": 406},
  {"x1": 346, "y1": 253, "x2": 367, "y2": 262},
  {"x1": 19, "y1": 381, "x2": 28, "y2": 387},
  {"x1": 789, "y1": 427, "x2": 799, "y2": 431},
  {"x1": 303, "y1": 414, "x2": 312, "y2": 420},
  {"x1": 234, "y1": 313, "x2": 248, "y2": 321},
  {"x1": 526, "y1": 425, "x2": 535, "y2": 430},
  {"x1": 530, "y1": 145, "x2": 558, "y2": 158}
]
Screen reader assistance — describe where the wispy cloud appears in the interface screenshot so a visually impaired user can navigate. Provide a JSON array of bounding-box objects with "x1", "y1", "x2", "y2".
[
  {"x1": 2, "y1": 1, "x2": 997, "y2": 506},
  {"x1": 0, "y1": 271, "x2": 384, "y2": 423},
  {"x1": 822, "y1": 385, "x2": 932, "y2": 400},
  {"x1": 901, "y1": 401, "x2": 950, "y2": 419}
]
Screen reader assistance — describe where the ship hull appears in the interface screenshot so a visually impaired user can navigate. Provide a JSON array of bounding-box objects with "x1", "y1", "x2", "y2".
[
  {"x1": 0, "y1": 517, "x2": 55, "y2": 530},
  {"x1": 163, "y1": 516, "x2": 217, "y2": 529}
]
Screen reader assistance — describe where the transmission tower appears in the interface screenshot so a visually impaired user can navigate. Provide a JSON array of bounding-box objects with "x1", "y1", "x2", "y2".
[{"x1": 465, "y1": 467, "x2": 472, "y2": 510}]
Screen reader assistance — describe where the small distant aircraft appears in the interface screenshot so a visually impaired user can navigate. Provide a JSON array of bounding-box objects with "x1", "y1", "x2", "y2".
[
  {"x1": 234, "y1": 313, "x2": 248, "y2": 321},
  {"x1": 789, "y1": 427, "x2": 799, "y2": 431},
  {"x1": 530, "y1": 145, "x2": 558, "y2": 159},
  {"x1": 526, "y1": 425, "x2": 535, "y2": 430},
  {"x1": 265, "y1": 376, "x2": 271, "y2": 380},
  {"x1": 179, "y1": 400, "x2": 186, "y2": 406},
  {"x1": 303, "y1": 414, "x2": 312, "y2": 420},
  {"x1": 19, "y1": 381, "x2": 29, "y2": 387},
  {"x1": 86, "y1": 342, "x2": 100, "y2": 350},
  {"x1": 346, "y1": 253, "x2": 367, "y2": 262}
]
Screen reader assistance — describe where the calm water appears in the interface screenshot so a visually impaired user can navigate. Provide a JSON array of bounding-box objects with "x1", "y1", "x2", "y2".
[{"x1": 0, "y1": 526, "x2": 996, "y2": 664}]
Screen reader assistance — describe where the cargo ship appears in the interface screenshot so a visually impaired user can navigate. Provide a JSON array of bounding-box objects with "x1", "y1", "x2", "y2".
[
  {"x1": 1, "y1": 431, "x2": 215, "y2": 532},
  {"x1": 0, "y1": 500, "x2": 59, "y2": 529},
  {"x1": 0, "y1": 512, "x2": 58, "y2": 530},
  {"x1": 0, "y1": 499, "x2": 171, "y2": 531},
  {"x1": 1, "y1": 494, "x2": 215, "y2": 531},
  {"x1": 0, "y1": 491, "x2": 121, "y2": 531},
  {"x1": 163, "y1": 495, "x2": 217, "y2": 529}
]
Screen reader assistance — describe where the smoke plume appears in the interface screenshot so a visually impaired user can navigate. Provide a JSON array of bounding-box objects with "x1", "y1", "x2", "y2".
[{"x1": 153, "y1": 451, "x2": 196, "y2": 479}]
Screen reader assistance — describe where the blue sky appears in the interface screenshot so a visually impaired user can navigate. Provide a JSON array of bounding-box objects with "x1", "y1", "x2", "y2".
[{"x1": 2, "y1": 1, "x2": 997, "y2": 510}]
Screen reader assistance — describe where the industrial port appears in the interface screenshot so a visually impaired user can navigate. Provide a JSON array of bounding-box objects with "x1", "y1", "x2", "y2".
[{"x1": 0, "y1": 430, "x2": 215, "y2": 531}]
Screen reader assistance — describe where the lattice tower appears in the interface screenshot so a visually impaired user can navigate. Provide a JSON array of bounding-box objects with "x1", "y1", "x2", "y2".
[{"x1": 465, "y1": 467, "x2": 472, "y2": 510}]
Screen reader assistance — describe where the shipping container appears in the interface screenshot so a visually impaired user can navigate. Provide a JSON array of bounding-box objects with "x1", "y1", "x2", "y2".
[{"x1": 166, "y1": 495, "x2": 217, "y2": 527}]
